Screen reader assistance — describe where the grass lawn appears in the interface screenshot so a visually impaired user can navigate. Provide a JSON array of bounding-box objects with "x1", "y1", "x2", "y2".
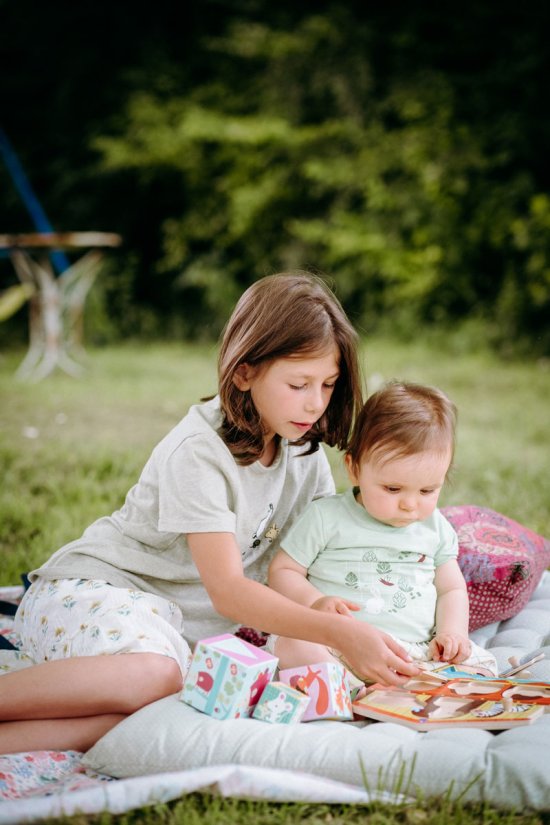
[{"x1": 1, "y1": 338, "x2": 549, "y2": 824}]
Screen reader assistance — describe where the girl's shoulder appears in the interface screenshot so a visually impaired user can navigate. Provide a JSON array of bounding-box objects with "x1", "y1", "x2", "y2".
[
  {"x1": 180, "y1": 396, "x2": 223, "y2": 434},
  {"x1": 153, "y1": 397, "x2": 229, "y2": 460}
]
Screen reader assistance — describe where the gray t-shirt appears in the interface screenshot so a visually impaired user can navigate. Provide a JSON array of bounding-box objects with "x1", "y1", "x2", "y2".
[{"x1": 31, "y1": 397, "x2": 335, "y2": 644}]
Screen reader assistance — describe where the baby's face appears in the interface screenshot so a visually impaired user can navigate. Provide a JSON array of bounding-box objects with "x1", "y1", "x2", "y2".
[{"x1": 346, "y1": 448, "x2": 452, "y2": 528}]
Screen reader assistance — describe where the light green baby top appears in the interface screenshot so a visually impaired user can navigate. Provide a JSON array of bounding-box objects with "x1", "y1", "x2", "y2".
[{"x1": 281, "y1": 488, "x2": 458, "y2": 643}]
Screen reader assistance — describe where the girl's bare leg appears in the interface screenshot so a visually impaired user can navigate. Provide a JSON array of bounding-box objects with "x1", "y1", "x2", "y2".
[
  {"x1": 0, "y1": 714, "x2": 126, "y2": 754},
  {"x1": 0, "y1": 653, "x2": 182, "y2": 720}
]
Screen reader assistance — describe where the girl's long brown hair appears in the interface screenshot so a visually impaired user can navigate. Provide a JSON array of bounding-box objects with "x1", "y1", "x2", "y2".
[{"x1": 217, "y1": 271, "x2": 363, "y2": 464}]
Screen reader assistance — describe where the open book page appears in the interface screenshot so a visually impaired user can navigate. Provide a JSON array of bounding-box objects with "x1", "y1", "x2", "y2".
[{"x1": 352, "y1": 665, "x2": 550, "y2": 731}]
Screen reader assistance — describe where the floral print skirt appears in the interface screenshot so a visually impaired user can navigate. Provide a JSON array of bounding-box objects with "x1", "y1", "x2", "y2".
[{"x1": 13, "y1": 578, "x2": 192, "y2": 677}]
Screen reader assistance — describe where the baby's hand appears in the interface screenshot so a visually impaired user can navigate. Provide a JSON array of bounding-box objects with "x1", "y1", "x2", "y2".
[
  {"x1": 429, "y1": 632, "x2": 471, "y2": 664},
  {"x1": 310, "y1": 595, "x2": 361, "y2": 617}
]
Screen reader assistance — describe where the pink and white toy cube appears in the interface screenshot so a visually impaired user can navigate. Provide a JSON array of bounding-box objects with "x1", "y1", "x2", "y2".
[
  {"x1": 278, "y1": 661, "x2": 353, "y2": 721},
  {"x1": 181, "y1": 633, "x2": 277, "y2": 720},
  {"x1": 252, "y1": 680, "x2": 311, "y2": 724}
]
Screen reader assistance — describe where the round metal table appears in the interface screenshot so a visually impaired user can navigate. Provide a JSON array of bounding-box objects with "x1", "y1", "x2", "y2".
[{"x1": 0, "y1": 232, "x2": 121, "y2": 380}]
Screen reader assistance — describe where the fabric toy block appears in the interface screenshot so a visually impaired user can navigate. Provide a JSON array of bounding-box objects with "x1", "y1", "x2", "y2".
[
  {"x1": 278, "y1": 661, "x2": 353, "y2": 721},
  {"x1": 180, "y1": 633, "x2": 278, "y2": 720},
  {"x1": 252, "y1": 680, "x2": 311, "y2": 724}
]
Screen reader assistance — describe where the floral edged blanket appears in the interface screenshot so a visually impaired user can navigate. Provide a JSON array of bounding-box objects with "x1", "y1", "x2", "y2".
[
  {"x1": 0, "y1": 750, "x2": 113, "y2": 802},
  {"x1": 3, "y1": 568, "x2": 550, "y2": 819}
]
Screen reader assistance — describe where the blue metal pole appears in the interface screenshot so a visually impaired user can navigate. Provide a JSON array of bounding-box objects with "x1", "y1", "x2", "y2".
[{"x1": 0, "y1": 127, "x2": 70, "y2": 273}]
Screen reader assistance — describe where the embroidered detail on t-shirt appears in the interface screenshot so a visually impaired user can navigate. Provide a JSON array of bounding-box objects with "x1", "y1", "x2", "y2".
[{"x1": 249, "y1": 504, "x2": 275, "y2": 550}]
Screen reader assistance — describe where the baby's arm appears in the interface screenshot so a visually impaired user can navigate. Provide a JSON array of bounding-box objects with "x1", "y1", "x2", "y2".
[
  {"x1": 268, "y1": 549, "x2": 361, "y2": 616},
  {"x1": 268, "y1": 549, "x2": 323, "y2": 606},
  {"x1": 429, "y1": 559, "x2": 471, "y2": 664},
  {"x1": 188, "y1": 532, "x2": 419, "y2": 685}
]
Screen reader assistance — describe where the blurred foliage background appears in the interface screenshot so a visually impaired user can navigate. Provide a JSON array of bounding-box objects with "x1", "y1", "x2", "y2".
[{"x1": 1, "y1": 0, "x2": 549, "y2": 354}]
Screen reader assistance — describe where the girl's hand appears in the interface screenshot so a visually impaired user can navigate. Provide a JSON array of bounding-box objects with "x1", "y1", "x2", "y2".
[
  {"x1": 339, "y1": 621, "x2": 421, "y2": 686},
  {"x1": 187, "y1": 532, "x2": 420, "y2": 686},
  {"x1": 310, "y1": 596, "x2": 361, "y2": 616},
  {"x1": 428, "y1": 632, "x2": 471, "y2": 664}
]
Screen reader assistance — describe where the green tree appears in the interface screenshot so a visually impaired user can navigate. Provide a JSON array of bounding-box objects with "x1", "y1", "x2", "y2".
[
  {"x1": 95, "y1": 13, "x2": 550, "y2": 350},
  {"x1": 2, "y1": 3, "x2": 549, "y2": 352}
]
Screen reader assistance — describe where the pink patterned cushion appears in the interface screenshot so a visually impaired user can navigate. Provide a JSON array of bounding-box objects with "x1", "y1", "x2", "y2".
[{"x1": 441, "y1": 505, "x2": 550, "y2": 630}]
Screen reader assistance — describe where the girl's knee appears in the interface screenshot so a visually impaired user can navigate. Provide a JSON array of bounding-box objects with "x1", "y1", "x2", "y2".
[
  {"x1": 141, "y1": 653, "x2": 184, "y2": 694},
  {"x1": 121, "y1": 653, "x2": 183, "y2": 711}
]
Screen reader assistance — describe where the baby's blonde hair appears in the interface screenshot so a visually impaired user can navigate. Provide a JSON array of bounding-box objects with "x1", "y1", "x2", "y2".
[{"x1": 347, "y1": 381, "x2": 457, "y2": 470}]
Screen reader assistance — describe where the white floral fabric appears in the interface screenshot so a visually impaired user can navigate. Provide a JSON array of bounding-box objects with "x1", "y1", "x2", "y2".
[{"x1": 13, "y1": 578, "x2": 192, "y2": 677}]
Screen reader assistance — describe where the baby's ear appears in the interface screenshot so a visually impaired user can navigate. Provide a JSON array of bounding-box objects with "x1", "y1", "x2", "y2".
[
  {"x1": 233, "y1": 363, "x2": 255, "y2": 391},
  {"x1": 344, "y1": 453, "x2": 359, "y2": 484}
]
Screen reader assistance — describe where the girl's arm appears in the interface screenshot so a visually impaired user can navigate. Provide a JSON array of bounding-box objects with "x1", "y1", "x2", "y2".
[
  {"x1": 187, "y1": 532, "x2": 420, "y2": 685},
  {"x1": 429, "y1": 559, "x2": 471, "y2": 663},
  {"x1": 269, "y1": 549, "x2": 361, "y2": 616}
]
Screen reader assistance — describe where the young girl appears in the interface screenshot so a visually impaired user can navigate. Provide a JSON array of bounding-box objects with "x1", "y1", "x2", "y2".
[
  {"x1": 0, "y1": 272, "x2": 419, "y2": 755},
  {"x1": 268, "y1": 381, "x2": 498, "y2": 678}
]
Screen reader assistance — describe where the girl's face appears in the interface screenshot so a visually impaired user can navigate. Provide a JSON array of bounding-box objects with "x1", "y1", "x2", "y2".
[
  {"x1": 233, "y1": 347, "x2": 340, "y2": 456},
  {"x1": 345, "y1": 448, "x2": 452, "y2": 528}
]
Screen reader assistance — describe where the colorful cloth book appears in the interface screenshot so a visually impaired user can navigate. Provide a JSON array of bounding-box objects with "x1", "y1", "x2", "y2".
[{"x1": 352, "y1": 664, "x2": 550, "y2": 731}]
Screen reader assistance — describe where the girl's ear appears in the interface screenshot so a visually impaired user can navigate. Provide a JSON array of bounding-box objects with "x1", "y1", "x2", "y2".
[
  {"x1": 233, "y1": 363, "x2": 255, "y2": 391},
  {"x1": 344, "y1": 453, "x2": 359, "y2": 484}
]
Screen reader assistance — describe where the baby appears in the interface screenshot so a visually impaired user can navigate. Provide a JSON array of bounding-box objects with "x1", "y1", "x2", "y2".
[{"x1": 269, "y1": 381, "x2": 498, "y2": 680}]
